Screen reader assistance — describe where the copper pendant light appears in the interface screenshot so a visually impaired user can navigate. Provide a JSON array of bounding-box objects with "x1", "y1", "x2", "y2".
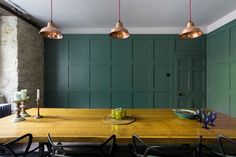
[
  {"x1": 39, "y1": 0, "x2": 63, "y2": 39},
  {"x1": 179, "y1": 0, "x2": 203, "y2": 39},
  {"x1": 109, "y1": 0, "x2": 129, "y2": 39}
]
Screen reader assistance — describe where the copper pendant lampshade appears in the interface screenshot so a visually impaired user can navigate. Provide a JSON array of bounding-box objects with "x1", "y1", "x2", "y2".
[
  {"x1": 39, "y1": 0, "x2": 63, "y2": 39},
  {"x1": 179, "y1": 0, "x2": 203, "y2": 39},
  {"x1": 109, "y1": 0, "x2": 129, "y2": 39}
]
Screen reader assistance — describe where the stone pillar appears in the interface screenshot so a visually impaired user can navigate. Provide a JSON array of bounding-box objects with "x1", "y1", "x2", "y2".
[
  {"x1": 0, "y1": 16, "x2": 44, "y2": 108},
  {"x1": 0, "y1": 16, "x2": 18, "y2": 103}
]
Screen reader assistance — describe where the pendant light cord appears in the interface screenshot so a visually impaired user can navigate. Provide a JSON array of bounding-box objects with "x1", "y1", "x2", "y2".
[
  {"x1": 189, "y1": 0, "x2": 192, "y2": 22},
  {"x1": 50, "y1": 0, "x2": 53, "y2": 21},
  {"x1": 118, "y1": 0, "x2": 120, "y2": 21}
]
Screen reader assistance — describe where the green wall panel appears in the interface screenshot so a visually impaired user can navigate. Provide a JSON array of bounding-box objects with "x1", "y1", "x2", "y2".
[
  {"x1": 178, "y1": 57, "x2": 189, "y2": 69},
  {"x1": 47, "y1": 66, "x2": 68, "y2": 90},
  {"x1": 231, "y1": 96, "x2": 236, "y2": 117},
  {"x1": 69, "y1": 66, "x2": 89, "y2": 90},
  {"x1": 133, "y1": 66, "x2": 151, "y2": 90},
  {"x1": 177, "y1": 70, "x2": 189, "y2": 91},
  {"x1": 133, "y1": 92, "x2": 152, "y2": 108},
  {"x1": 193, "y1": 70, "x2": 204, "y2": 91},
  {"x1": 231, "y1": 61, "x2": 236, "y2": 91},
  {"x1": 154, "y1": 39, "x2": 172, "y2": 65},
  {"x1": 111, "y1": 92, "x2": 132, "y2": 108},
  {"x1": 175, "y1": 38, "x2": 205, "y2": 54},
  {"x1": 209, "y1": 31, "x2": 229, "y2": 62},
  {"x1": 193, "y1": 58, "x2": 205, "y2": 67},
  {"x1": 177, "y1": 98, "x2": 189, "y2": 108},
  {"x1": 45, "y1": 34, "x2": 206, "y2": 109},
  {"x1": 46, "y1": 92, "x2": 68, "y2": 108},
  {"x1": 154, "y1": 92, "x2": 171, "y2": 108},
  {"x1": 230, "y1": 26, "x2": 236, "y2": 58},
  {"x1": 90, "y1": 66, "x2": 109, "y2": 90},
  {"x1": 154, "y1": 66, "x2": 171, "y2": 91},
  {"x1": 111, "y1": 66, "x2": 130, "y2": 90},
  {"x1": 207, "y1": 19, "x2": 236, "y2": 117},
  {"x1": 133, "y1": 39, "x2": 153, "y2": 63},
  {"x1": 192, "y1": 95, "x2": 205, "y2": 109},
  {"x1": 209, "y1": 63, "x2": 229, "y2": 91},
  {"x1": 69, "y1": 92, "x2": 89, "y2": 108},
  {"x1": 45, "y1": 40, "x2": 68, "y2": 65},
  {"x1": 111, "y1": 39, "x2": 132, "y2": 64},
  {"x1": 209, "y1": 94, "x2": 229, "y2": 114},
  {"x1": 90, "y1": 39, "x2": 110, "y2": 64},
  {"x1": 69, "y1": 39, "x2": 89, "y2": 62},
  {"x1": 90, "y1": 92, "x2": 110, "y2": 108}
]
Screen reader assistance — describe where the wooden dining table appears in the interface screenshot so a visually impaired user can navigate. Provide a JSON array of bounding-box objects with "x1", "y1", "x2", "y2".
[{"x1": 0, "y1": 108, "x2": 236, "y2": 144}]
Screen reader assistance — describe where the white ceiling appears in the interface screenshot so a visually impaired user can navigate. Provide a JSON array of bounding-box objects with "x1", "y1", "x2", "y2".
[{"x1": 4, "y1": 0, "x2": 236, "y2": 34}]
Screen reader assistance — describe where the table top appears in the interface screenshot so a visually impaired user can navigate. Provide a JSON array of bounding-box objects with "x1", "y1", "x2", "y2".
[{"x1": 0, "y1": 108, "x2": 236, "y2": 144}]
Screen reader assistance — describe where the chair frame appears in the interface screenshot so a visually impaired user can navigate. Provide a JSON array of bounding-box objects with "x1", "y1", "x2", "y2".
[
  {"x1": 217, "y1": 135, "x2": 236, "y2": 157},
  {"x1": 2, "y1": 133, "x2": 48, "y2": 157},
  {"x1": 3, "y1": 133, "x2": 32, "y2": 157},
  {"x1": 196, "y1": 135, "x2": 222, "y2": 157},
  {"x1": 47, "y1": 133, "x2": 117, "y2": 157},
  {"x1": 129, "y1": 134, "x2": 196, "y2": 157},
  {"x1": 0, "y1": 144, "x2": 17, "y2": 157}
]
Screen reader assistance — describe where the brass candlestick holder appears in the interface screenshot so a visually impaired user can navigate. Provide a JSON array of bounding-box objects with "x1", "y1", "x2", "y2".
[
  {"x1": 20, "y1": 97, "x2": 30, "y2": 118},
  {"x1": 12, "y1": 100, "x2": 25, "y2": 122},
  {"x1": 34, "y1": 99, "x2": 43, "y2": 119}
]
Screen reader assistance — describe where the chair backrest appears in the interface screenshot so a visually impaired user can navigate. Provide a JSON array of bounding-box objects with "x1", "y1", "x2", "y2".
[
  {"x1": 144, "y1": 145, "x2": 195, "y2": 157},
  {"x1": 47, "y1": 133, "x2": 117, "y2": 157},
  {"x1": 47, "y1": 133, "x2": 63, "y2": 155},
  {"x1": 217, "y1": 135, "x2": 236, "y2": 157},
  {"x1": 3, "y1": 133, "x2": 33, "y2": 157},
  {"x1": 0, "y1": 144, "x2": 17, "y2": 157},
  {"x1": 196, "y1": 135, "x2": 222, "y2": 157},
  {"x1": 129, "y1": 134, "x2": 196, "y2": 157},
  {"x1": 98, "y1": 134, "x2": 117, "y2": 156}
]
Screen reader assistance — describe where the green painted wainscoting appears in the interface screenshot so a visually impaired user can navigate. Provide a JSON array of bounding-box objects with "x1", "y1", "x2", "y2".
[
  {"x1": 207, "y1": 20, "x2": 236, "y2": 117},
  {"x1": 44, "y1": 34, "x2": 206, "y2": 108}
]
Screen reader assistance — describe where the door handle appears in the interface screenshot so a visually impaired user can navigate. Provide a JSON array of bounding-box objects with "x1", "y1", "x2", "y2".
[{"x1": 177, "y1": 92, "x2": 183, "y2": 96}]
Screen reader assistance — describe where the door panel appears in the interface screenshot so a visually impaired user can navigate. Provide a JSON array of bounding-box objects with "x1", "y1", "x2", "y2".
[
  {"x1": 178, "y1": 70, "x2": 190, "y2": 91},
  {"x1": 175, "y1": 56, "x2": 206, "y2": 108}
]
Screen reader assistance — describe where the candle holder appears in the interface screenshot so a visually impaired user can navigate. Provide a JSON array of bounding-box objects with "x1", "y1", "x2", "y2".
[
  {"x1": 20, "y1": 97, "x2": 31, "y2": 118},
  {"x1": 12, "y1": 100, "x2": 25, "y2": 122},
  {"x1": 34, "y1": 99, "x2": 43, "y2": 119}
]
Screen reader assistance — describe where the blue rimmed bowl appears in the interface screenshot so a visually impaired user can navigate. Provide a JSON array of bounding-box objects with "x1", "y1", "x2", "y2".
[{"x1": 173, "y1": 109, "x2": 197, "y2": 119}]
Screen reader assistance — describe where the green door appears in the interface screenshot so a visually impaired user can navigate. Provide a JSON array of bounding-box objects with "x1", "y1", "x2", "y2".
[{"x1": 175, "y1": 56, "x2": 206, "y2": 109}]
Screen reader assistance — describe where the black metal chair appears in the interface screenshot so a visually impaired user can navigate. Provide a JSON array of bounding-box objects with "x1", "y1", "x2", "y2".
[
  {"x1": 0, "y1": 145, "x2": 17, "y2": 157},
  {"x1": 217, "y1": 135, "x2": 236, "y2": 157},
  {"x1": 0, "y1": 133, "x2": 48, "y2": 157},
  {"x1": 128, "y1": 134, "x2": 196, "y2": 157},
  {"x1": 2, "y1": 133, "x2": 33, "y2": 157},
  {"x1": 47, "y1": 133, "x2": 117, "y2": 157},
  {"x1": 196, "y1": 135, "x2": 222, "y2": 157}
]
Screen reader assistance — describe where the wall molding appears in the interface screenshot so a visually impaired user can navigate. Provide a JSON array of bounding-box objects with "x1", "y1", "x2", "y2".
[
  {"x1": 61, "y1": 27, "x2": 208, "y2": 35},
  {"x1": 207, "y1": 9, "x2": 236, "y2": 33}
]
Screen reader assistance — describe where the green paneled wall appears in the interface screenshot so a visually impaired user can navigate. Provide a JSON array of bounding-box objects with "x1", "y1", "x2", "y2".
[
  {"x1": 44, "y1": 35, "x2": 206, "y2": 108},
  {"x1": 207, "y1": 20, "x2": 236, "y2": 117}
]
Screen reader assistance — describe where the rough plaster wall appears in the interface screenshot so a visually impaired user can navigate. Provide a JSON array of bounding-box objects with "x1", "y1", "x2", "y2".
[
  {"x1": 0, "y1": 16, "x2": 18, "y2": 103},
  {"x1": 17, "y1": 18, "x2": 44, "y2": 107},
  {"x1": 0, "y1": 16, "x2": 44, "y2": 109}
]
